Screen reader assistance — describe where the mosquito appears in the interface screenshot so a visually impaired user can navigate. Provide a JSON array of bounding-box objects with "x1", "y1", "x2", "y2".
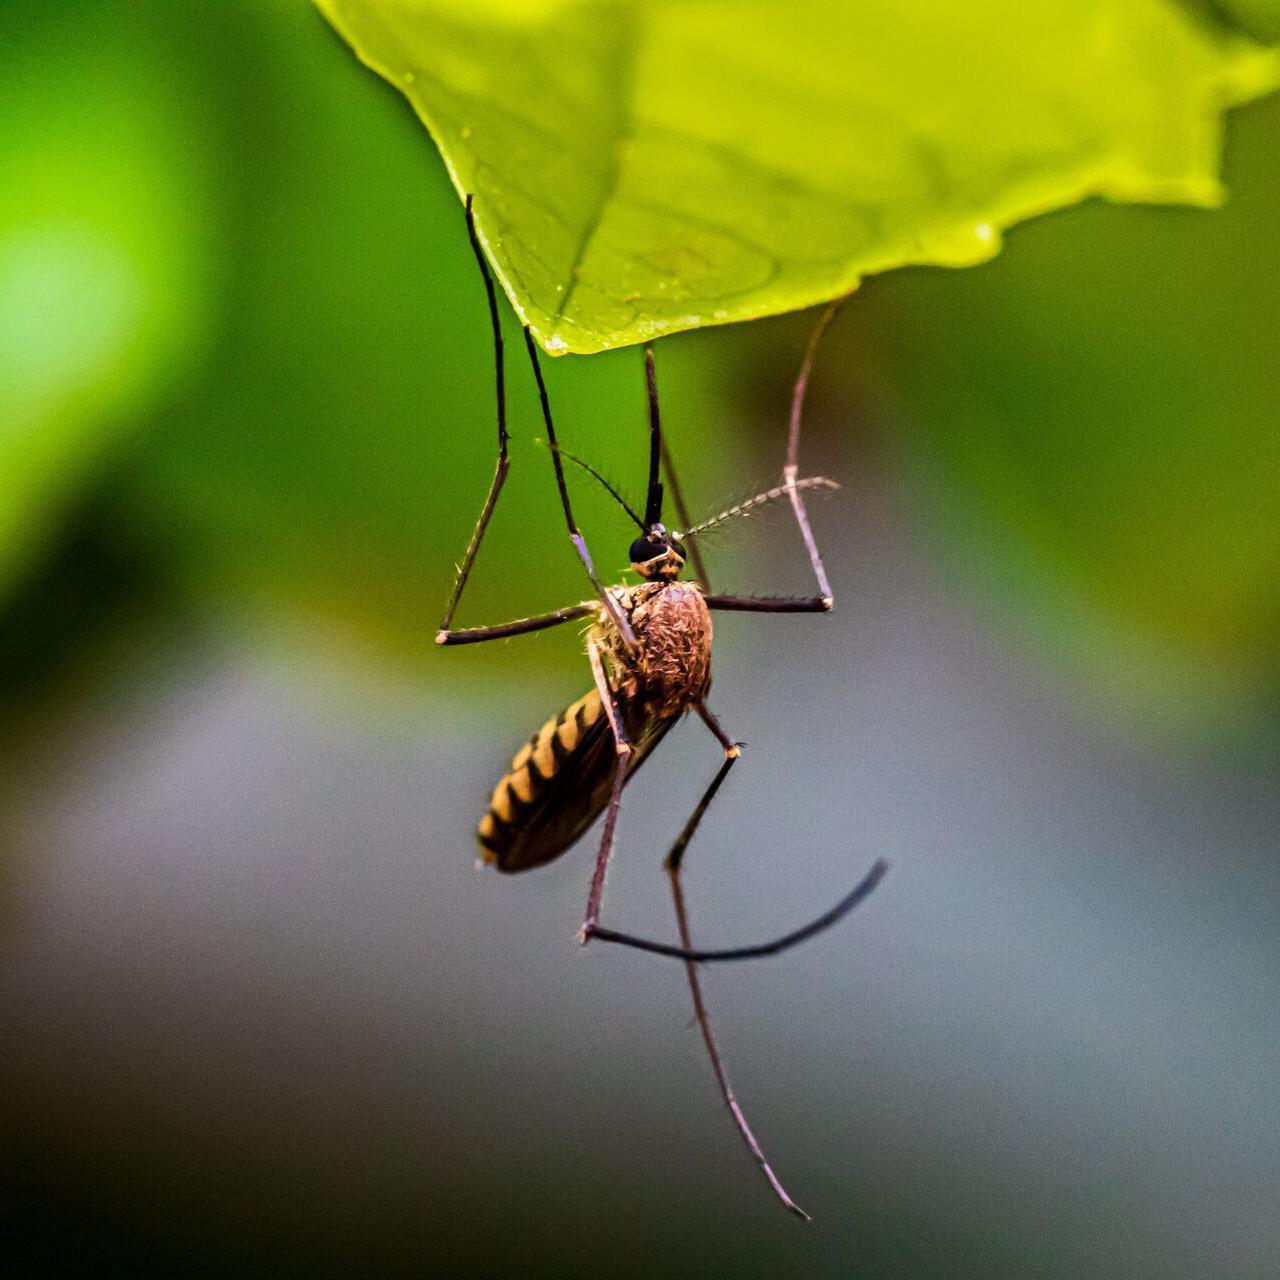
[{"x1": 436, "y1": 195, "x2": 887, "y2": 1221}]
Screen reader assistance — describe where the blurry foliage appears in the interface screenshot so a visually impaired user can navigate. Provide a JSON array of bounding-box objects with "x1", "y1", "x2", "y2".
[
  {"x1": 0, "y1": 0, "x2": 743, "y2": 709},
  {"x1": 316, "y1": 0, "x2": 1278, "y2": 352},
  {"x1": 846, "y1": 91, "x2": 1280, "y2": 746},
  {"x1": 0, "y1": 0, "x2": 1277, "y2": 750},
  {"x1": 1202, "y1": 0, "x2": 1280, "y2": 42},
  {"x1": 0, "y1": 4, "x2": 215, "y2": 598}
]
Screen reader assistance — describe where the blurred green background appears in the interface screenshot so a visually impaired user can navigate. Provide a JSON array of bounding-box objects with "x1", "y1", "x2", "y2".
[{"x1": 2, "y1": 3, "x2": 1278, "y2": 1277}]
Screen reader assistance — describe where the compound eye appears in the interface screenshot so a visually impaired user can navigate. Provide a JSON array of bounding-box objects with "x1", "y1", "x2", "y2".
[
  {"x1": 673, "y1": 540, "x2": 688, "y2": 562},
  {"x1": 629, "y1": 535, "x2": 660, "y2": 563}
]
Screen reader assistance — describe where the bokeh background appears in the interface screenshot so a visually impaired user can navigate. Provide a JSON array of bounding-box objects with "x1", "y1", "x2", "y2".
[{"x1": 3, "y1": 2, "x2": 1278, "y2": 1276}]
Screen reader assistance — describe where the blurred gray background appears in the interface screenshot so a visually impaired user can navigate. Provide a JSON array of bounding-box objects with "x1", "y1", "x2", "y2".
[{"x1": 2, "y1": 3, "x2": 1278, "y2": 1276}]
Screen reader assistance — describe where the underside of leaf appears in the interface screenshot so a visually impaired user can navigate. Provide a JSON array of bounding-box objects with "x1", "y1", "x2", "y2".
[{"x1": 315, "y1": 0, "x2": 1279, "y2": 354}]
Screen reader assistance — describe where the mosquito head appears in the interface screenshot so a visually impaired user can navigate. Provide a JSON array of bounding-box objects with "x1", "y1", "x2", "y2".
[{"x1": 629, "y1": 524, "x2": 687, "y2": 581}]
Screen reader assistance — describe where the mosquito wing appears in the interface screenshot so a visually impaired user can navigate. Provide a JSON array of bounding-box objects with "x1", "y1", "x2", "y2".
[{"x1": 477, "y1": 687, "x2": 675, "y2": 873}]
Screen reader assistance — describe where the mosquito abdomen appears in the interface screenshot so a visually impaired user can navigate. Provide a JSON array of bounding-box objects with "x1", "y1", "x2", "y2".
[{"x1": 477, "y1": 687, "x2": 605, "y2": 867}]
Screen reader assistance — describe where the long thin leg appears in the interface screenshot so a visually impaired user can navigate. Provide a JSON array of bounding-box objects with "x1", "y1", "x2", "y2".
[
  {"x1": 648, "y1": 345, "x2": 712, "y2": 591},
  {"x1": 662, "y1": 706, "x2": 809, "y2": 1220},
  {"x1": 524, "y1": 330, "x2": 637, "y2": 651},
  {"x1": 588, "y1": 860, "x2": 887, "y2": 961},
  {"x1": 436, "y1": 603, "x2": 593, "y2": 646},
  {"x1": 438, "y1": 195, "x2": 509, "y2": 637},
  {"x1": 784, "y1": 297, "x2": 847, "y2": 608},
  {"x1": 582, "y1": 691, "x2": 886, "y2": 964},
  {"x1": 663, "y1": 436, "x2": 711, "y2": 590},
  {"x1": 580, "y1": 635, "x2": 631, "y2": 941},
  {"x1": 697, "y1": 299, "x2": 850, "y2": 614},
  {"x1": 705, "y1": 595, "x2": 832, "y2": 613}
]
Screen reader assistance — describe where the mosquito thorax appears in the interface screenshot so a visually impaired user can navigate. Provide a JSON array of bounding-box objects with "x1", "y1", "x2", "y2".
[{"x1": 629, "y1": 526, "x2": 688, "y2": 582}]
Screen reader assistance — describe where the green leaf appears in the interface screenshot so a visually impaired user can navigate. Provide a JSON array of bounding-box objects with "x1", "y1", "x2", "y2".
[{"x1": 313, "y1": 0, "x2": 1278, "y2": 354}]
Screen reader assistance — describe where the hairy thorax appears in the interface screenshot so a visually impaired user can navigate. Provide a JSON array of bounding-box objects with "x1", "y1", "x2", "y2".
[{"x1": 593, "y1": 582, "x2": 713, "y2": 719}]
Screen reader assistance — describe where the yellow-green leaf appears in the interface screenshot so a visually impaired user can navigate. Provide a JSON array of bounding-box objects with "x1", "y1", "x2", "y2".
[{"x1": 314, "y1": 0, "x2": 1278, "y2": 354}]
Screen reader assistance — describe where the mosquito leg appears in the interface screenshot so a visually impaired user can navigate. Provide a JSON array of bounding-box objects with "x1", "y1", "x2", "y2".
[
  {"x1": 579, "y1": 635, "x2": 631, "y2": 942},
  {"x1": 587, "y1": 695, "x2": 886, "y2": 958},
  {"x1": 647, "y1": 343, "x2": 712, "y2": 591},
  {"x1": 524, "y1": 329, "x2": 637, "y2": 651},
  {"x1": 690, "y1": 299, "x2": 848, "y2": 614},
  {"x1": 704, "y1": 594, "x2": 831, "y2": 613},
  {"x1": 656, "y1": 705, "x2": 810, "y2": 1220},
  {"x1": 436, "y1": 603, "x2": 593, "y2": 646},
  {"x1": 693, "y1": 701, "x2": 736, "y2": 755},
  {"x1": 653, "y1": 705, "x2": 741, "y2": 893},
  {"x1": 588, "y1": 860, "x2": 887, "y2": 962},
  {"x1": 438, "y1": 195, "x2": 511, "y2": 635},
  {"x1": 782, "y1": 297, "x2": 848, "y2": 609}
]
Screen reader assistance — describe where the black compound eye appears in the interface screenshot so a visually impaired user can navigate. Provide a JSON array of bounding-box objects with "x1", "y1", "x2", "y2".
[
  {"x1": 673, "y1": 540, "x2": 688, "y2": 562},
  {"x1": 629, "y1": 535, "x2": 661, "y2": 563}
]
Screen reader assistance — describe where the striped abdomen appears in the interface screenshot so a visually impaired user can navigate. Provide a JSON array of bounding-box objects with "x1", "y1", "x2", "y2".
[{"x1": 477, "y1": 687, "x2": 672, "y2": 873}]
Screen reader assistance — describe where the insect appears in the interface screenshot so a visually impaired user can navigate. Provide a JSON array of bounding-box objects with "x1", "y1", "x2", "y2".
[{"x1": 436, "y1": 195, "x2": 887, "y2": 1221}]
